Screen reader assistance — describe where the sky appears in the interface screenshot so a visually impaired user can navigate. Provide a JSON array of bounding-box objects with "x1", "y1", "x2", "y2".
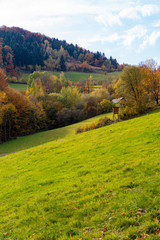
[{"x1": 1, "y1": 0, "x2": 160, "y2": 65}]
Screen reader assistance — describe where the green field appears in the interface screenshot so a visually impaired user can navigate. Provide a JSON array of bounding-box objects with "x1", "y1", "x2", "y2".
[
  {"x1": 51, "y1": 71, "x2": 121, "y2": 84},
  {"x1": 0, "y1": 113, "x2": 112, "y2": 154},
  {"x1": 1, "y1": 109, "x2": 160, "y2": 239},
  {"x1": 19, "y1": 71, "x2": 121, "y2": 83},
  {"x1": 9, "y1": 83, "x2": 28, "y2": 91}
]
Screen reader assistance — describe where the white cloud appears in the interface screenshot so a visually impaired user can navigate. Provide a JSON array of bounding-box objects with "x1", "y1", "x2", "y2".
[
  {"x1": 153, "y1": 20, "x2": 160, "y2": 27},
  {"x1": 140, "y1": 4, "x2": 159, "y2": 17},
  {"x1": 76, "y1": 33, "x2": 121, "y2": 48},
  {"x1": 0, "y1": 0, "x2": 159, "y2": 32},
  {"x1": 76, "y1": 25, "x2": 148, "y2": 50},
  {"x1": 94, "y1": 3, "x2": 159, "y2": 28},
  {"x1": 119, "y1": 4, "x2": 159, "y2": 20},
  {"x1": 119, "y1": 7, "x2": 140, "y2": 20},
  {"x1": 0, "y1": 0, "x2": 97, "y2": 22},
  {"x1": 122, "y1": 25, "x2": 147, "y2": 47},
  {"x1": 21, "y1": 16, "x2": 70, "y2": 37},
  {"x1": 140, "y1": 31, "x2": 160, "y2": 50},
  {"x1": 95, "y1": 13, "x2": 122, "y2": 27},
  {"x1": 0, "y1": 0, "x2": 160, "y2": 65}
]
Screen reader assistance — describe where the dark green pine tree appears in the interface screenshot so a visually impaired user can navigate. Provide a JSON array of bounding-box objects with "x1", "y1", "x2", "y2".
[{"x1": 59, "y1": 55, "x2": 66, "y2": 71}]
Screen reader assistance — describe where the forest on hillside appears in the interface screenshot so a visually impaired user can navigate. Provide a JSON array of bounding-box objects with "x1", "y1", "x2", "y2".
[
  {"x1": 0, "y1": 59, "x2": 160, "y2": 143},
  {"x1": 0, "y1": 26, "x2": 123, "y2": 76}
]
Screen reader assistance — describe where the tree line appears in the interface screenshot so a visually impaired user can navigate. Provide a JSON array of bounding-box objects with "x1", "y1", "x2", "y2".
[
  {"x1": 0, "y1": 70, "x2": 115, "y2": 143},
  {"x1": 1, "y1": 59, "x2": 158, "y2": 143}
]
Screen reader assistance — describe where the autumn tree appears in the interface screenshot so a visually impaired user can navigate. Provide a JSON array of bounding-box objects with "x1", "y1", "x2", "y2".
[
  {"x1": 99, "y1": 99, "x2": 113, "y2": 113},
  {"x1": 6, "y1": 88, "x2": 47, "y2": 135},
  {"x1": 59, "y1": 72, "x2": 72, "y2": 88},
  {"x1": 102, "y1": 59, "x2": 111, "y2": 72},
  {"x1": 44, "y1": 56, "x2": 56, "y2": 70},
  {"x1": 84, "y1": 97, "x2": 98, "y2": 118},
  {"x1": 0, "y1": 90, "x2": 17, "y2": 142},
  {"x1": 28, "y1": 71, "x2": 58, "y2": 95},
  {"x1": 84, "y1": 52, "x2": 94, "y2": 65},
  {"x1": 102, "y1": 79, "x2": 116, "y2": 100},
  {"x1": 27, "y1": 78, "x2": 44, "y2": 97},
  {"x1": 75, "y1": 80, "x2": 85, "y2": 93},
  {"x1": 79, "y1": 61, "x2": 91, "y2": 72},
  {"x1": 90, "y1": 88, "x2": 110, "y2": 102},
  {"x1": 54, "y1": 46, "x2": 69, "y2": 71},
  {"x1": 0, "y1": 103, "x2": 17, "y2": 142},
  {"x1": 58, "y1": 87, "x2": 81, "y2": 108},
  {"x1": 38, "y1": 94, "x2": 63, "y2": 129},
  {"x1": 117, "y1": 66, "x2": 147, "y2": 112},
  {"x1": 85, "y1": 75, "x2": 93, "y2": 93},
  {"x1": 3, "y1": 45, "x2": 17, "y2": 77},
  {"x1": 141, "y1": 59, "x2": 160, "y2": 105},
  {"x1": 0, "y1": 68, "x2": 8, "y2": 90}
]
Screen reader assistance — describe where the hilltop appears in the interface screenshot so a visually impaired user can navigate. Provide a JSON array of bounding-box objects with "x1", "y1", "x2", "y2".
[
  {"x1": 1, "y1": 109, "x2": 160, "y2": 239},
  {"x1": 0, "y1": 26, "x2": 123, "y2": 76}
]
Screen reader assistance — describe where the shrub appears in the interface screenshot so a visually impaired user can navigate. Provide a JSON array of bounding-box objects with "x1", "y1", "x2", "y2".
[
  {"x1": 57, "y1": 107, "x2": 85, "y2": 127},
  {"x1": 119, "y1": 106, "x2": 138, "y2": 120},
  {"x1": 97, "y1": 117, "x2": 113, "y2": 126},
  {"x1": 99, "y1": 99, "x2": 113, "y2": 113},
  {"x1": 90, "y1": 122, "x2": 96, "y2": 129},
  {"x1": 82, "y1": 124, "x2": 90, "y2": 132},
  {"x1": 7, "y1": 76, "x2": 18, "y2": 83},
  {"x1": 7, "y1": 76, "x2": 28, "y2": 84},
  {"x1": 75, "y1": 127, "x2": 84, "y2": 134},
  {"x1": 75, "y1": 117, "x2": 113, "y2": 134},
  {"x1": 84, "y1": 97, "x2": 98, "y2": 118}
]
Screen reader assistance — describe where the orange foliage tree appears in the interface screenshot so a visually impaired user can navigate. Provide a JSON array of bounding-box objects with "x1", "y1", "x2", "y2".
[
  {"x1": 0, "y1": 68, "x2": 8, "y2": 90},
  {"x1": 141, "y1": 63, "x2": 160, "y2": 105}
]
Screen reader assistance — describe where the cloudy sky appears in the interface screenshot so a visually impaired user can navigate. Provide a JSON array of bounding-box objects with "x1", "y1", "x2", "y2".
[{"x1": 1, "y1": 0, "x2": 160, "y2": 65}]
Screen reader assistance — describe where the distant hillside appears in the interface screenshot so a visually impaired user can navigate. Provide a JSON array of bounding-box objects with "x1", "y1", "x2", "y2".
[{"x1": 0, "y1": 26, "x2": 123, "y2": 76}]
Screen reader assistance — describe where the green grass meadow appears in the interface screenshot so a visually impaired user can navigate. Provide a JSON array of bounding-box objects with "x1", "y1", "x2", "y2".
[
  {"x1": 51, "y1": 71, "x2": 121, "y2": 84},
  {"x1": 1, "y1": 110, "x2": 160, "y2": 239},
  {"x1": 19, "y1": 71, "x2": 121, "y2": 82},
  {"x1": 0, "y1": 113, "x2": 112, "y2": 154},
  {"x1": 9, "y1": 83, "x2": 28, "y2": 91}
]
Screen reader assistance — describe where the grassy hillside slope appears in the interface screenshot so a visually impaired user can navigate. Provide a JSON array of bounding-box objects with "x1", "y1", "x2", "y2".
[
  {"x1": 1, "y1": 110, "x2": 160, "y2": 239},
  {"x1": 0, "y1": 113, "x2": 112, "y2": 154}
]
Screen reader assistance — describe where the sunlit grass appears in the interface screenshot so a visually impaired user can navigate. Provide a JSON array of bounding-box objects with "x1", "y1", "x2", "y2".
[
  {"x1": 1, "y1": 109, "x2": 160, "y2": 239},
  {"x1": 0, "y1": 112, "x2": 112, "y2": 154}
]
